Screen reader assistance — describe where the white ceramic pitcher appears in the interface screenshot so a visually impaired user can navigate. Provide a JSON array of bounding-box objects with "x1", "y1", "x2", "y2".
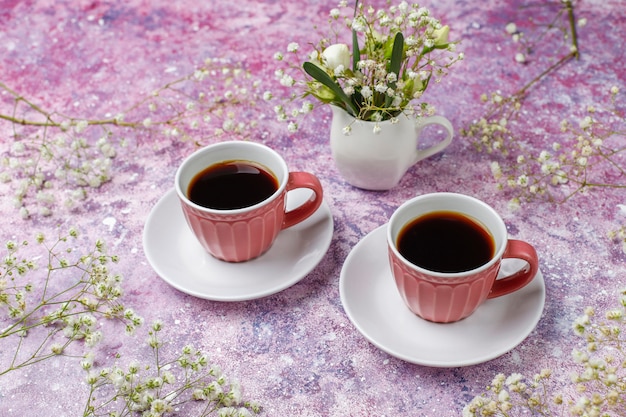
[{"x1": 329, "y1": 105, "x2": 454, "y2": 190}]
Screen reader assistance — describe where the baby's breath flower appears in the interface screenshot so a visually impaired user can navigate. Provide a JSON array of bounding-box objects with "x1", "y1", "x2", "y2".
[
  {"x1": 579, "y1": 115, "x2": 593, "y2": 129},
  {"x1": 468, "y1": 289, "x2": 626, "y2": 415},
  {"x1": 50, "y1": 343, "x2": 64, "y2": 355},
  {"x1": 270, "y1": 1, "x2": 462, "y2": 132},
  {"x1": 516, "y1": 174, "x2": 529, "y2": 187},
  {"x1": 82, "y1": 323, "x2": 260, "y2": 416},
  {"x1": 505, "y1": 22, "x2": 517, "y2": 34},
  {"x1": 147, "y1": 332, "x2": 161, "y2": 349},
  {"x1": 0, "y1": 231, "x2": 143, "y2": 377},
  {"x1": 605, "y1": 309, "x2": 623, "y2": 320},
  {"x1": 505, "y1": 373, "x2": 524, "y2": 386},
  {"x1": 507, "y1": 198, "x2": 521, "y2": 211}
]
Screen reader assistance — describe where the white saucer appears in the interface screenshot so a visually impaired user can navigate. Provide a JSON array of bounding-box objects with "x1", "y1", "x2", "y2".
[
  {"x1": 143, "y1": 188, "x2": 333, "y2": 301},
  {"x1": 340, "y1": 224, "x2": 546, "y2": 367}
]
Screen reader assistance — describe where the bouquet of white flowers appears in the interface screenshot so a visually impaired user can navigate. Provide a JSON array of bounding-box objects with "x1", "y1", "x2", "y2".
[{"x1": 270, "y1": 0, "x2": 463, "y2": 131}]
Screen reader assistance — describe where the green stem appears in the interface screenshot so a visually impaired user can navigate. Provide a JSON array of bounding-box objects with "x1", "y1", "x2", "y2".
[
  {"x1": 516, "y1": 51, "x2": 576, "y2": 98},
  {"x1": 0, "y1": 112, "x2": 136, "y2": 128},
  {"x1": 564, "y1": 0, "x2": 580, "y2": 59}
]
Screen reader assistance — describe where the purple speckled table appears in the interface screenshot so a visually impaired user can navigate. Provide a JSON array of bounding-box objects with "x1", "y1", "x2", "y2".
[{"x1": 1, "y1": 0, "x2": 625, "y2": 416}]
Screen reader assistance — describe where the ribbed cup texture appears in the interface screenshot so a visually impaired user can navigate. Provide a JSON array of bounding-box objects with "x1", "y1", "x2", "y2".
[
  {"x1": 388, "y1": 248, "x2": 501, "y2": 323},
  {"x1": 180, "y1": 193, "x2": 285, "y2": 262}
]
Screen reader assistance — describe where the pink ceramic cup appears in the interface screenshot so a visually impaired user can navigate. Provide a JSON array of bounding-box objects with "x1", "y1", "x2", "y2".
[
  {"x1": 387, "y1": 193, "x2": 539, "y2": 323},
  {"x1": 175, "y1": 141, "x2": 323, "y2": 263}
]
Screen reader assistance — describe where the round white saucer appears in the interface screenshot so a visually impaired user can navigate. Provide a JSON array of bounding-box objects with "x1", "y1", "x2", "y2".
[
  {"x1": 143, "y1": 188, "x2": 333, "y2": 301},
  {"x1": 340, "y1": 224, "x2": 546, "y2": 367}
]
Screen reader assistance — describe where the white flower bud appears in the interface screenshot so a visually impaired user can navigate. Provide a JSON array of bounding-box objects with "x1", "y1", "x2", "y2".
[
  {"x1": 432, "y1": 25, "x2": 450, "y2": 46},
  {"x1": 321, "y1": 44, "x2": 351, "y2": 71}
]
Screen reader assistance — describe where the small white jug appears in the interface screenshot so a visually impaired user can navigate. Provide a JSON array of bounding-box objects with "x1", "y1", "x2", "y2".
[{"x1": 329, "y1": 105, "x2": 454, "y2": 190}]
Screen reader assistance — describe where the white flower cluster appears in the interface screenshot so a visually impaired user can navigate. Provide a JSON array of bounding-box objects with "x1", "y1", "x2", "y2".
[
  {"x1": 607, "y1": 205, "x2": 626, "y2": 254},
  {"x1": 84, "y1": 321, "x2": 260, "y2": 417},
  {"x1": 0, "y1": 126, "x2": 117, "y2": 219},
  {"x1": 0, "y1": 239, "x2": 37, "y2": 320},
  {"x1": 269, "y1": 0, "x2": 463, "y2": 131},
  {"x1": 0, "y1": 229, "x2": 142, "y2": 374},
  {"x1": 463, "y1": 370, "x2": 556, "y2": 416},
  {"x1": 184, "y1": 59, "x2": 262, "y2": 139},
  {"x1": 465, "y1": 86, "x2": 624, "y2": 209},
  {"x1": 504, "y1": 4, "x2": 585, "y2": 65},
  {"x1": 0, "y1": 58, "x2": 264, "y2": 219},
  {"x1": 1, "y1": 230, "x2": 260, "y2": 415},
  {"x1": 464, "y1": 289, "x2": 626, "y2": 417}
]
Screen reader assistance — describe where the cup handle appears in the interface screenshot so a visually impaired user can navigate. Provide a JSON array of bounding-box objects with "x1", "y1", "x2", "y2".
[
  {"x1": 282, "y1": 172, "x2": 324, "y2": 229},
  {"x1": 487, "y1": 240, "x2": 539, "y2": 299},
  {"x1": 412, "y1": 115, "x2": 454, "y2": 164}
]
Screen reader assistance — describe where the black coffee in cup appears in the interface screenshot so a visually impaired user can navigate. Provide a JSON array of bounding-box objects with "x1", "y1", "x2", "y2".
[
  {"x1": 397, "y1": 210, "x2": 495, "y2": 273},
  {"x1": 188, "y1": 160, "x2": 278, "y2": 210}
]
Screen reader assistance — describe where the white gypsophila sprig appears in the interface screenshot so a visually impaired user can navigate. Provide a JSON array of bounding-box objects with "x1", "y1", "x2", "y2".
[
  {"x1": 504, "y1": 1, "x2": 581, "y2": 66},
  {"x1": 267, "y1": 0, "x2": 462, "y2": 132},
  {"x1": 0, "y1": 58, "x2": 264, "y2": 219},
  {"x1": 0, "y1": 127, "x2": 118, "y2": 219},
  {"x1": 0, "y1": 228, "x2": 142, "y2": 377},
  {"x1": 607, "y1": 204, "x2": 626, "y2": 255},
  {"x1": 458, "y1": 3, "x2": 626, "y2": 210},
  {"x1": 464, "y1": 289, "x2": 626, "y2": 416},
  {"x1": 464, "y1": 86, "x2": 626, "y2": 212},
  {"x1": 83, "y1": 322, "x2": 261, "y2": 417}
]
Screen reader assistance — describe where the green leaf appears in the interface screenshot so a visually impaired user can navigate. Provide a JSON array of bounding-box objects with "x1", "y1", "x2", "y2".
[
  {"x1": 389, "y1": 32, "x2": 404, "y2": 81},
  {"x1": 352, "y1": 29, "x2": 360, "y2": 72},
  {"x1": 352, "y1": 0, "x2": 361, "y2": 72},
  {"x1": 420, "y1": 45, "x2": 435, "y2": 56},
  {"x1": 421, "y1": 72, "x2": 432, "y2": 91},
  {"x1": 303, "y1": 62, "x2": 358, "y2": 116},
  {"x1": 385, "y1": 32, "x2": 404, "y2": 107}
]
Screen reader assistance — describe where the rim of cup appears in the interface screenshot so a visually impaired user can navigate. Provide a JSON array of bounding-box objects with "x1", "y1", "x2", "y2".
[
  {"x1": 175, "y1": 141, "x2": 288, "y2": 214},
  {"x1": 387, "y1": 192, "x2": 509, "y2": 278}
]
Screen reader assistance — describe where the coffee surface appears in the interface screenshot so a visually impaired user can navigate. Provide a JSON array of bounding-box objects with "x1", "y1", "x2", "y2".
[
  {"x1": 397, "y1": 211, "x2": 495, "y2": 273},
  {"x1": 188, "y1": 160, "x2": 278, "y2": 210}
]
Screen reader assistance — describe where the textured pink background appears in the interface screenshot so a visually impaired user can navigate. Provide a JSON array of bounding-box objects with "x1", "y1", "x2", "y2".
[{"x1": 1, "y1": 0, "x2": 625, "y2": 415}]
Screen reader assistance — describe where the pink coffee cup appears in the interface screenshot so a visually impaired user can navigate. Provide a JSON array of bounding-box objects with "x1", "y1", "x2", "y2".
[
  {"x1": 387, "y1": 192, "x2": 539, "y2": 323},
  {"x1": 175, "y1": 141, "x2": 323, "y2": 262}
]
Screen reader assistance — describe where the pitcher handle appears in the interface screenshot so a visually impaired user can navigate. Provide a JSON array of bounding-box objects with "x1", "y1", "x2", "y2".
[{"x1": 412, "y1": 115, "x2": 454, "y2": 164}]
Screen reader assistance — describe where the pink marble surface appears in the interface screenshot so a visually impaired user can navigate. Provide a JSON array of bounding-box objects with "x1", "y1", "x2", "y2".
[{"x1": 0, "y1": 0, "x2": 625, "y2": 415}]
